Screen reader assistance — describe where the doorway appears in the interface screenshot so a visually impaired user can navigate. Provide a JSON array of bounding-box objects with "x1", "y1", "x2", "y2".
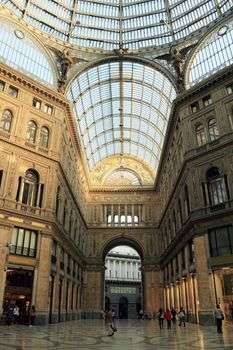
[{"x1": 119, "y1": 297, "x2": 128, "y2": 319}]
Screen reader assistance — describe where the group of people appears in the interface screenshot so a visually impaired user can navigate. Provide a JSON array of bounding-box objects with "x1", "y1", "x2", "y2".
[
  {"x1": 3, "y1": 303, "x2": 36, "y2": 326},
  {"x1": 224, "y1": 303, "x2": 233, "y2": 321},
  {"x1": 157, "y1": 307, "x2": 186, "y2": 330}
]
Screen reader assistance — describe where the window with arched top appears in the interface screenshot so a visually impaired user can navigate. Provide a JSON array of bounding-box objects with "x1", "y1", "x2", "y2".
[
  {"x1": 196, "y1": 124, "x2": 206, "y2": 146},
  {"x1": 0, "y1": 109, "x2": 13, "y2": 132},
  {"x1": 16, "y1": 169, "x2": 44, "y2": 207},
  {"x1": 208, "y1": 118, "x2": 219, "y2": 141},
  {"x1": 15, "y1": 169, "x2": 39, "y2": 207},
  {"x1": 39, "y1": 126, "x2": 49, "y2": 148},
  {"x1": 26, "y1": 120, "x2": 37, "y2": 142},
  {"x1": 206, "y1": 167, "x2": 226, "y2": 206}
]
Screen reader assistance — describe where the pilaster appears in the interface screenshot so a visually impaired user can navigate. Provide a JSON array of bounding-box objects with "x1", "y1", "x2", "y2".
[{"x1": 193, "y1": 234, "x2": 215, "y2": 325}]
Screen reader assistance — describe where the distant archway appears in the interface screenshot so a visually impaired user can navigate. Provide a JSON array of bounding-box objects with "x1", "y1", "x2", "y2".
[
  {"x1": 103, "y1": 240, "x2": 143, "y2": 319},
  {"x1": 119, "y1": 297, "x2": 128, "y2": 319}
]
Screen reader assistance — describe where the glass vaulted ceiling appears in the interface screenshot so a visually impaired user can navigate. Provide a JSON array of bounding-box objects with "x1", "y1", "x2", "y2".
[
  {"x1": 1, "y1": 0, "x2": 231, "y2": 51},
  {"x1": 67, "y1": 61, "x2": 176, "y2": 172}
]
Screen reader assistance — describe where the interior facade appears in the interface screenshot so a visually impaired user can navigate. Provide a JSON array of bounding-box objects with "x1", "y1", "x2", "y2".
[{"x1": 0, "y1": 0, "x2": 233, "y2": 326}]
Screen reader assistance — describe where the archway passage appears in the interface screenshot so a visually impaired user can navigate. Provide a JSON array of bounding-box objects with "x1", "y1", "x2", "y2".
[
  {"x1": 104, "y1": 244, "x2": 142, "y2": 319},
  {"x1": 119, "y1": 297, "x2": 128, "y2": 319}
]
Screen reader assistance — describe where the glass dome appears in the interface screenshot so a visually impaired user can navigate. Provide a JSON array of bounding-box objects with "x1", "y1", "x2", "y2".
[{"x1": 1, "y1": 0, "x2": 232, "y2": 52}]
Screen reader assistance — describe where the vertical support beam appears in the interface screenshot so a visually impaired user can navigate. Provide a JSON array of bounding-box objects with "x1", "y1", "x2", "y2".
[
  {"x1": 193, "y1": 235, "x2": 215, "y2": 324},
  {"x1": 34, "y1": 232, "x2": 52, "y2": 325},
  {"x1": 143, "y1": 265, "x2": 160, "y2": 317},
  {"x1": 0, "y1": 225, "x2": 10, "y2": 311},
  {"x1": 83, "y1": 264, "x2": 105, "y2": 319}
]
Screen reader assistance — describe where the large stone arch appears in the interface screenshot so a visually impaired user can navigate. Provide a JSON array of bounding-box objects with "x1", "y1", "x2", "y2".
[
  {"x1": 101, "y1": 235, "x2": 145, "y2": 263},
  {"x1": 83, "y1": 229, "x2": 162, "y2": 319}
]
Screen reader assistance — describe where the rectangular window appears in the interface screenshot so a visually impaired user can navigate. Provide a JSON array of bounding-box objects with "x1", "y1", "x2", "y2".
[
  {"x1": 8, "y1": 86, "x2": 18, "y2": 98},
  {"x1": 0, "y1": 80, "x2": 5, "y2": 91},
  {"x1": 44, "y1": 104, "x2": 53, "y2": 115},
  {"x1": 209, "y1": 226, "x2": 233, "y2": 257},
  {"x1": 226, "y1": 84, "x2": 233, "y2": 95},
  {"x1": 190, "y1": 101, "x2": 199, "y2": 113},
  {"x1": 202, "y1": 95, "x2": 212, "y2": 106},
  {"x1": 33, "y1": 98, "x2": 41, "y2": 109},
  {"x1": 10, "y1": 227, "x2": 37, "y2": 257}
]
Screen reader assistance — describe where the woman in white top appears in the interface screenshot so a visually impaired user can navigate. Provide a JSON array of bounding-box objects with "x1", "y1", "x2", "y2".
[{"x1": 214, "y1": 304, "x2": 224, "y2": 334}]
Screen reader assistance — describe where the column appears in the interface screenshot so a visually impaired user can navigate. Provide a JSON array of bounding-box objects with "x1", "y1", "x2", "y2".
[
  {"x1": 125, "y1": 204, "x2": 128, "y2": 226},
  {"x1": 193, "y1": 234, "x2": 215, "y2": 324},
  {"x1": 111, "y1": 205, "x2": 114, "y2": 226},
  {"x1": 132, "y1": 204, "x2": 135, "y2": 226},
  {"x1": 36, "y1": 183, "x2": 42, "y2": 207},
  {"x1": 138, "y1": 204, "x2": 141, "y2": 223},
  {"x1": 0, "y1": 171, "x2": 6, "y2": 196},
  {"x1": 143, "y1": 264, "x2": 161, "y2": 316},
  {"x1": 0, "y1": 225, "x2": 10, "y2": 311},
  {"x1": 203, "y1": 183, "x2": 210, "y2": 206},
  {"x1": 118, "y1": 205, "x2": 121, "y2": 226},
  {"x1": 83, "y1": 264, "x2": 105, "y2": 319},
  {"x1": 34, "y1": 232, "x2": 52, "y2": 325},
  {"x1": 18, "y1": 178, "x2": 25, "y2": 202}
]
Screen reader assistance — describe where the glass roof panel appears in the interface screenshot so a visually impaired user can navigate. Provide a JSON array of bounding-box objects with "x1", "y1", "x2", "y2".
[
  {"x1": 68, "y1": 60, "x2": 176, "y2": 173},
  {"x1": 0, "y1": 20, "x2": 54, "y2": 86},
  {"x1": 188, "y1": 19, "x2": 233, "y2": 87},
  {"x1": 1, "y1": 0, "x2": 231, "y2": 52},
  {"x1": 104, "y1": 168, "x2": 142, "y2": 186}
]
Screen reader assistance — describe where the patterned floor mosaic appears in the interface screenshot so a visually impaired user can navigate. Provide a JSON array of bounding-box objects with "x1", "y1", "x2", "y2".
[{"x1": 0, "y1": 319, "x2": 233, "y2": 350}]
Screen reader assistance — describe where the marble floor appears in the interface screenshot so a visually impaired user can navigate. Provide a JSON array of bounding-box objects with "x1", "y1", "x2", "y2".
[{"x1": 0, "y1": 319, "x2": 233, "y2": 350}]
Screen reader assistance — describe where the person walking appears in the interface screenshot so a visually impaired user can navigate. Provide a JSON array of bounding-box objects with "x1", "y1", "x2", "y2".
[
  {"x1": 178, "y1": 307, "x2": 186, "y2": 327},
  {"x1": 13, "y1": 305, "x2": 20, "y2": 324},
  {"x1": 111, "y1": 309, "x2": 117, "y2": 332},
  {"x1": 6, "y1": 305, "x2": 14, "y2": 327},
  {"x1": 215, "y1": 304, "x2": 224, "y2": 334},
  {"x1": 164, "y1": 309, "x2": 172, "y2": 330},
  {"x1": 171, "y1": 307, "x2": 177, "y2": 324},
  {"x1": 29, "y1": 305, "x2": 36, "y2": 326},
  {"x1": 158, "y1": 308, "x2": 164, "y2": 330},
  {"x1": 105, "y1": 308, "x2": 115, "y2": 336}
]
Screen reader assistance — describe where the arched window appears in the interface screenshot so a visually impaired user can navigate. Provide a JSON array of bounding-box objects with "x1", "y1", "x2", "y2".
[
  {"x1": 16, "y1": 169, "x2": 39, "y2": 206},
  {"x1": 208, "y1": 118, "x2": 219, "y2": 141},
  {"x1": 0, "y1": 109, "x2": 13, "y2": 132},
  {"x1": 26, "y1": 120, "x2": 37, "y2": 142},
  {"x1": 196, "y1": 124, "x2": 206, "y2": 146},
  {"x1": 206, "y1": 167, "x2": 226, "y2": 205},
  {"x1": 39, "y1": 126, "x2": 49, "y2": 148}
]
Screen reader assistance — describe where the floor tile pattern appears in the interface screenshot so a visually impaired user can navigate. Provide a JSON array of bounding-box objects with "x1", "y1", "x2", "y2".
[{"x1": 0, "y1": 319, "x2": 233, "y2": 350}]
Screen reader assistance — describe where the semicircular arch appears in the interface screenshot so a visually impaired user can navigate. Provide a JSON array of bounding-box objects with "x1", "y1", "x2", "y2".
[
  {"x1": 185, "y1": 17, "x2": 233, "y2": 88},
  {"x1": 101, "y1": 236, "x2": 145, "y2": 263},
  {"x1": 0, "y1": 16, "x2": 58, "y2": 88}
]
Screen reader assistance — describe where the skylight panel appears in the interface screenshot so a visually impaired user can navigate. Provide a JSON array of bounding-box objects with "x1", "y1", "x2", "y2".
[{"x1": 68, "y1": 60, "x2": 176, "y2": 171}]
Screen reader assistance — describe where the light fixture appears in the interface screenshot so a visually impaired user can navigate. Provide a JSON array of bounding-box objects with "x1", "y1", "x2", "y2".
[{"x1": 218, "y1": 26, "x2": 228, "y2": 36}]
